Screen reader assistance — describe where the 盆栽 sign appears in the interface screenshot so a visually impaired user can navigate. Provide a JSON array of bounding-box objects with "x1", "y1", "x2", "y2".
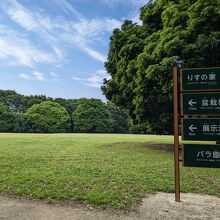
[{"x1": 181, "y1": 93, "x2": 220, "y2": 115}]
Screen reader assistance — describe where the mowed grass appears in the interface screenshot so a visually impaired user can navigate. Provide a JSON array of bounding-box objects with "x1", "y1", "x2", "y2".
[{"x1": 0, "y1": 133, "x2": 219, "y2": 209}]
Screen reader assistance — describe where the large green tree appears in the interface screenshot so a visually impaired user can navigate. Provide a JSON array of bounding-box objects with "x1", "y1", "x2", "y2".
[
  {"x1": 0, "y1": 103, "x2": 15, "y2": 132},
  {"x1": 24, "y1": 101, "x2": 70, "y2": 133},
  {"x1": 73, "y1": 99, "x2": 113, "y2": 133},
  {"x1": 106, "y1": 101, "x2": 129, "y2": 133},
  {"x1": 102, "y1": 0, "x2": 220, "y2": 134}
]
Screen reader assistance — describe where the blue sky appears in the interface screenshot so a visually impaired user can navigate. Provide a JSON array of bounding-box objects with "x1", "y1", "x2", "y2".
[{"x1": 0, "y1": 0, "x2": 146, "y2": 100}]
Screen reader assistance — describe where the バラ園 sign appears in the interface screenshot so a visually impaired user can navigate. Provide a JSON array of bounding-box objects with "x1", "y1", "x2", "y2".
[
  {"x1": 183, "y1": 144, "x2": 220, "y2": 168},
  {"x1": 183, "y1": 119, "x2": 220, "y2": 141},
  {"x1": 181, "y1": 67, "x2": 220, "y2": 91},
  {"x1": 181, "y1": 93, "x2": 220, "y2": 115}
]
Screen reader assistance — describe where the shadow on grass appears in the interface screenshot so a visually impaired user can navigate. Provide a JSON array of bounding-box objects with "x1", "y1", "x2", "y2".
[{"x1": 103, "y1": 142, "x2": 174, "y2": 152}]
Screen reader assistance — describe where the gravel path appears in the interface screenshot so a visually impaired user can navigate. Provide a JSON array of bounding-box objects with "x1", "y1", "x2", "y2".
[{"x1": 0, "y1": 193, "x2": 219, "y2": 220}]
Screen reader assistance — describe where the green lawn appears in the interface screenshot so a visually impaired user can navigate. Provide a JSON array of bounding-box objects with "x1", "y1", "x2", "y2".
[{"x1": 0, "y1": 133, "x2": 219, "y2": 209}]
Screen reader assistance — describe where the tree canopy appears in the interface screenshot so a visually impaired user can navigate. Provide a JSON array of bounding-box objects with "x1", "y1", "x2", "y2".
[
  {"x1": 107, "y1": 101, "x2": 129, "y2": 133},
  {"x1": 73, "y1": 99, "x2": 114, "y2": 133},
  {"x1": 24, "y1": 101, "x2": 71, "y2": 133},
  {"x1": 102, "y1": 0, "x2": 220, "y2": 134},
  {"x1": 0, "y1": 90, "x2": 130, "y2": 133},
  {"x1": 0, "y1": 103, "x2": 15, "y2": 132}
]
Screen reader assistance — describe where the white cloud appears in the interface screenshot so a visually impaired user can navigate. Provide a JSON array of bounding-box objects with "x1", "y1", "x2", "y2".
[
  {"x1": 0, "y1": 0, "x2": 123, "y2": 64},
  {"x1": 19, "y1": 71, "x2": 45, "y2": 81},
  {"x1": 68, "y1": 18, "x2": 121, "y2": 62},
  {"x1": 6, "y1": 2, "x2": 37, "y2": 31},
  {"x1": 55, "y1": 0, "x2": 83, "y2": 20},
  {"x1": 101, "y1": 0, "x2": 147, "y2": 8},
  {"x1": 72, "y1": 76, "x2": 82, "y2": 81},
  {"x1": 19, "y1": 73, "x2": 31, "y2": 80},
  {"x1": 73, "y1": 69, "x2": 111, "y2": 88},
  {"x1": 72, "y1": 18, "x2": 122, "y2": 38},
  {"x1": 84, "y1": 47, "x2": 106, "y2": 63},
  {"x1": 97, "y1": 69, "x2": 107, "y2": 75},
  {"x1": 0, "y1": 28, "x2": 55, "y2": 67},
  {"x1": 2, "y1": 0, "x2": 146, "y2": 67},
  {"x1": 3, "y1": 0, "x2": 56, "y2": 43},
  {"x1": 1, "y1": 0, "x2": 60, "y2": 57},
  {"x1": 101, "y1": 0, "x2": 146, "y2": 25},
  {"x1": 86, "y1": 75, "x2": 104, "y2": 88},
  {"x1": 61, "y1": 17, "x2": 122, "y2": 62},
  {"x1": 49, "y1": 72, "x2": 58, "y2": 77},
  {"x1": 33, "y1": 71, "x2": 45, "y2": 81}
]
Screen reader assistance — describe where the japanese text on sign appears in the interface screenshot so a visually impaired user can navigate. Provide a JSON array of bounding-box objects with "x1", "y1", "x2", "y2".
[
  {"x1": 182, "y1": 93, "x2": 220, "y2": 115},
  {"x1": 187, "y1": 73, "x2": 216, "y2": 83},
  {"x1": 181, "y1": 67, "x2": 220, "y2": 91}
]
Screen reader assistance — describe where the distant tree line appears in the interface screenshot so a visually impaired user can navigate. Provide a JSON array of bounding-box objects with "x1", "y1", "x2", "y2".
[{"x1": 0, "y1": 90, "x2": 132, "y2": 133}]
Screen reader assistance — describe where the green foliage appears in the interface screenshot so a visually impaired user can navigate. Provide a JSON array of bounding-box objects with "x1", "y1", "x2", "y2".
[
  {"x1": 0, "y1": 90, "x2": 24, "y2": 113},
  {"x1": 129, "y1": 122, "x2": 155, "y2": 134},
  {"x1": 54, "y1": 98, "x2": 77, "y2": 132},
  {"x1": 0, "y1": 90, "x2": 50, "y2": 113},
  {"x1": 73, "y1": 99, "x2": 113, "y2": 133},
  {"x1": 102, "y1": 0, "x2": 220, "y2": 134},
  {"x1": 13, "y1": 114, "x2": 26, "y2": 132},
  {"x1": 54, "y1": 98, "x2": 77, "y2": 115},
  {"x1": 24, "y1": 101, "x2": 71, "y2": 133},
  {"x1": 107, "y1": 101, "x2": 129, "y2": 133},
  {"x1": 0, "y1": 103, "x2": 15, "y2": 132},
  {"x1": 129, "y1": 124, "x2": 146, "y2": 134},
  {"x1": 0, "y1": 90, "x2": 131, "y2": 133}
]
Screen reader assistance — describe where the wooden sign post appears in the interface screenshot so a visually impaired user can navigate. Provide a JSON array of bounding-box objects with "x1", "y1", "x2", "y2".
[
  {"x1": 173, "y1": 66, "x2": 180, "y2": 202},
  {"x1": 173, "y1": 66, "x2": 220, "y2": 202}
]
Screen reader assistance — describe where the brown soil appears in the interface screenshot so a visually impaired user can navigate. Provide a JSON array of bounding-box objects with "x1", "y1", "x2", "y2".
[
  {"x1": 146, "y1": 143, "x2": 174, "y2": 151},
  {"x1": 0, "y1": 193, "x2": 219, "y2": 220}
]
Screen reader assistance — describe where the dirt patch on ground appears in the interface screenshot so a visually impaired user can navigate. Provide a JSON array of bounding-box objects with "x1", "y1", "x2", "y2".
[
  {"x1": 146, "y1": 143, "x2": 174, "y2": 151},
  {"x1": 138, "y1": 193, "x2": 220, "y2": 220},
  {"x1": 0, "y1": 193, "x2": 219, "y2": 220},
  {"x1": 104, "y1": 142, "x2": 174, "y2": 152}
]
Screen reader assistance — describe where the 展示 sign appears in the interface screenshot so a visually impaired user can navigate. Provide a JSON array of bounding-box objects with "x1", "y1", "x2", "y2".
[{"x1": 183, "y1": 119, "x2": 220, "y2": 141}]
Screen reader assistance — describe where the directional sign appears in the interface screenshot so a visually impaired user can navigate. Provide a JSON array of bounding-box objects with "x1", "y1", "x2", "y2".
[
  {"x1": 181, "y1": 67, "x2": 220, "y2": 91},
  {"x1": 183, "y1": 144, "x2": 220, "y2": 168},
  {"x1": 182, "y1": 93, "x2": 220, "y2": 115},
  {"x1": 183, "y1": 119, "x2": 220, "y2": 141}
]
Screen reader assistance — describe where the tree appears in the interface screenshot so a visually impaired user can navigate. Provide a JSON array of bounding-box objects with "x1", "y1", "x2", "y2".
[
  {"x1": 106, "y1": 101, "x2": 129, "y2": 133},
  {"x1": 54, "y1": 98, "x2": 77, "y2": 116},
  {"x1": 0, "y1": 103, "x2": 15, "y2": 132},
  {"x1": 13, "y1": 114, "x2": 26, "y2": 133},
  {"x1": 0, "y1": 90, "x2": 51, "y2": 113},
  {"x1": 54, "y1": 98, "x2": 77, "y2": 132},
  {"x1": 0, "y1": 90, "x2": 24, "y2": 113},
  {"x1": 0, "y1": 90, "x2": 77, "y2": 131},
  {"x1": 102, "y1": 0, "x2": 220, "y2": 134},
  {"x1": 73, "y1": 99, "x2": 113, "y2": 133},
  {"x1": 24, "y1": 101, "x2": 70, "y2": 133}
]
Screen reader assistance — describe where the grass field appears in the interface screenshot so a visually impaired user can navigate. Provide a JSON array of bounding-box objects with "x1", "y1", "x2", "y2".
[{"x1": 0, "y1": 133, "x2": 219, "y2": 209}]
